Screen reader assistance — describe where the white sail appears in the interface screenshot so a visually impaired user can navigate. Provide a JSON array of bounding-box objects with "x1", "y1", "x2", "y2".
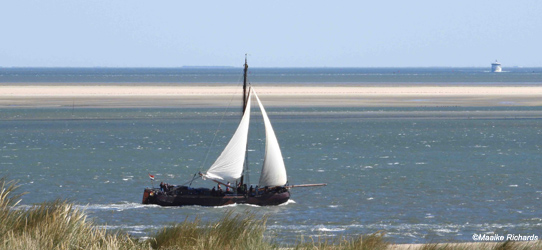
[
  {"x1": 253, "y1": 90, "x2": 288, "y2": 187},
  {"x1": 203, "y1": 91, "x2": 252, "y2": 182}
]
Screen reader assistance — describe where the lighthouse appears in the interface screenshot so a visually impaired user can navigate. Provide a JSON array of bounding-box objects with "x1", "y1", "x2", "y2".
[{"x1": 491, "y1": 60, "x2": 502, "y2": 72}]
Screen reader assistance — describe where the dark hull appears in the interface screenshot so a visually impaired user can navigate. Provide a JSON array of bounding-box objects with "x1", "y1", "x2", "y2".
[{"x1": 143, "y1": 187, "x2": 290, "y2": 207}]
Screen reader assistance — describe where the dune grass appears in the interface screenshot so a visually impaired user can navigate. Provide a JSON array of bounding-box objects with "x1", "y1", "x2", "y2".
[
  {"x1": 292, "y1": 231, "x2": 389, "y2": 250},
  {"x1": 0, "y1": 177, "x2": 144, "y2": 250},
  {"x1": 150, "y1": 211, "x2": 272, "y2": 250},
  {"x1": 1, "y1": 177, "x2": 541, "y2": 250}
]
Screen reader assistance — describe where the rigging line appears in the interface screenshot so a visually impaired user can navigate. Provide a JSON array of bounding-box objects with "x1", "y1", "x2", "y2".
[
  {"x1": 290, "y1": 185, "x2": 321, "y2": 197},
  {"x1": 253, "y1": 91, "x2": 265, "y2": 169},
  {"x1": 198, "y1": 74, "x2": 244, "y2": 172},
  {"x1": 247, "y1": 82, "x2": 265, "y2": 185},
  {"x1": 185, "y1": 174, "x2": 201, "y2": 186}
]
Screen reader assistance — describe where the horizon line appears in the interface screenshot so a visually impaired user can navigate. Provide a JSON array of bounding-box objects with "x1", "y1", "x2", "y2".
[{"x1": 1, "y1": 65, "x2": 540, "y2": 69}]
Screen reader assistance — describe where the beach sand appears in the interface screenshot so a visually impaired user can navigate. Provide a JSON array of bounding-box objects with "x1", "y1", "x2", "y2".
[{"x1": 1, "y1": 85, "x2": 542, "y2": 108}]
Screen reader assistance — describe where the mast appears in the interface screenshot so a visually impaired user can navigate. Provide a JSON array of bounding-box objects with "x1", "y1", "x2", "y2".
[
  {"x1": 242, "y1": 54, "x2": 249, "y2": 186},
  {"x1": 243, "y1": 54, "x2": 248, "y2": 111}
]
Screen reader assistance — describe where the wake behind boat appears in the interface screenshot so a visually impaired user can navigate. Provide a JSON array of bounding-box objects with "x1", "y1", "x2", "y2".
[{"x1": 142, "y1": 56, "x2": 325, "y2": 206}]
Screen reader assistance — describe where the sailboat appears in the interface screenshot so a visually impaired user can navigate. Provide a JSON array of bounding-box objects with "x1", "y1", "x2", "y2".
[{"x1": 142, "y1": 56, "x2": 325, "y2": 206}]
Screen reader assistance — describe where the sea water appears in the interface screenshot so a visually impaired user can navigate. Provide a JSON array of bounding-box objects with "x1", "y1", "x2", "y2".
[
  {"x1": 1, "y1": 67, "x2": 542, "y2": 84},
  {"x1": 1, "y1": 106, "x2": 542, "y2": 244},
  {"x1": 1, "y1": 67, "x2": 542, "y2": 244}
]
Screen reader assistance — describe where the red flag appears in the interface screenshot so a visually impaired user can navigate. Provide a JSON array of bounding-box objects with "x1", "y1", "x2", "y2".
[{"x1": 148, "y1": 174, "x2": 155, "y2": 180}]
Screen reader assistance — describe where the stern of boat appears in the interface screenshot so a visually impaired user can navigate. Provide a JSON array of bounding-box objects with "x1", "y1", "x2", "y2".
[
  {"x1": 248, "y1": 189, "x2": 290, "y2": 206},
  {"x1": 142, "y1": 188, "x2": 156, "y2": 204}
]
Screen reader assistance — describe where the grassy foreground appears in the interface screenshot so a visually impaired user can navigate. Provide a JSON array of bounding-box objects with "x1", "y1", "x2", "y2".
[{"x1": 1, "y1": 177, "x2": 540, "y2": 250}]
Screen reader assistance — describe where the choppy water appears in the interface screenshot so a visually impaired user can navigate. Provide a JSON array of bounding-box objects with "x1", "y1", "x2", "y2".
[{"x1": 2, "y1": 107, "x2": 542, "y2": 244}]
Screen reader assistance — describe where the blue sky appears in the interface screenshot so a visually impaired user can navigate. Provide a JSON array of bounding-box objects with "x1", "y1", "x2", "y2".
[{"x1": 1, "y1": 0, "x2": 541, "y2": 67}]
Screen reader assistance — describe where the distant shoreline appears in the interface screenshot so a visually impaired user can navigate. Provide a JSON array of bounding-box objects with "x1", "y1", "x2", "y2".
[
  {"x1": 2, "y1": 66, "x2": 542, "y2": 69},
  {"x1": 1, "y1": 82, "x2": 541, "y2": 87},
  {"x1": 2, "y1": 67, "x2": 542, "y2": 85},
  {"x1": 1, "y1": 85, "x2": 542, "y2": 108}
]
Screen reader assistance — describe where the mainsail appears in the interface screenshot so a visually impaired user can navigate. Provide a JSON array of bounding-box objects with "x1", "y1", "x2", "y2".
[
  {"x1": 253, "y1": 90, "x2": 288, "y2": 187},
  {"x1": 203, "y1": 88, "x2": 287, "y2": 187},
  {"x1": 203, "y1": 91, "x2": 252, "y2": 182}
]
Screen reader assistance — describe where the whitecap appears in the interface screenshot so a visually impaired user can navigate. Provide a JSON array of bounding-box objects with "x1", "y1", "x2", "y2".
[
  {"x1": 78, "y1": 202, "x2": 151, "y2": 211},
  {"x1": 278, "y1": 199, "x2": 296, "y2": 206},
  {"x1": 238, "y1": 203, "x2": 262, "y2": 208},
  {"x1": 212, "y1": 203, "x2": 238, "y2": 208},
  {"x1": 97, "y1": 224, "x2": 160, "y2": 234},
  {"x1": 316, "y1": 227, "x2": 345, "y2": 232},
  {"x1": 313, "y1": 224, "x2": 345, "y2": 232}
]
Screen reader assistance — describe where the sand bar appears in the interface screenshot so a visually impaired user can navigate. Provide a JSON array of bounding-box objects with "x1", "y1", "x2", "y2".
[{"x1": 1, "y1": 85, "x2": 542, "y2": 107}]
